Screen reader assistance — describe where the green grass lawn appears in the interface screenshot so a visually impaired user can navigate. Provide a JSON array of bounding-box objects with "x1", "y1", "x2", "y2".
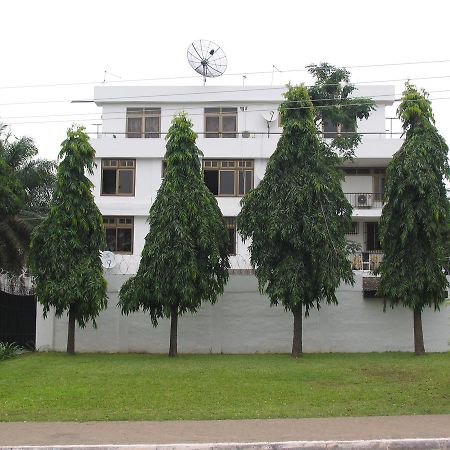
[{"x1": 0, "y1": 352, "x2": 449, "y2": 422}]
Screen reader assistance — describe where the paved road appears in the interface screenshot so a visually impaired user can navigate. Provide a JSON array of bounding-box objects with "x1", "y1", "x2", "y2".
[{"x1": 0, "y1": 415, "x2": 449, "y2": 447}]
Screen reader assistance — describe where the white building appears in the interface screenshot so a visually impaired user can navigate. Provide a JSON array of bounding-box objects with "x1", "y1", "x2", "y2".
[{"x1": 36, "y1": 85, "x2": 449, "y2": 353}]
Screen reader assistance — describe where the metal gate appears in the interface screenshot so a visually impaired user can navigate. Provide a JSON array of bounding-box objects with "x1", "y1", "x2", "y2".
[{"x1": 0, "y1": 291, "x2": 36, "y2": 349}]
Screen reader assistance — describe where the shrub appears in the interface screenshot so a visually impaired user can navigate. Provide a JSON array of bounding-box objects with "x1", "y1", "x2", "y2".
[{"x1": 0, "y1": 342, "x2": 22, "y2": 361}]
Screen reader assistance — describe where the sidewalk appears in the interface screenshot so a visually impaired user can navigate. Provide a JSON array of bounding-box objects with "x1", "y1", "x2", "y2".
[{"x1": 0, "y1": 415, "x2": 449, "y2": 448}]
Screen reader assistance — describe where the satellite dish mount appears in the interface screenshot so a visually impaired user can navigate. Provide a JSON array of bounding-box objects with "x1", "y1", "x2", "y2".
[
  {"x1": 262, "y1": 110, "x2": 279, "y2": 138},
  {"x1": 187, "y1": 40, "x2": 227, "y2": 85}
]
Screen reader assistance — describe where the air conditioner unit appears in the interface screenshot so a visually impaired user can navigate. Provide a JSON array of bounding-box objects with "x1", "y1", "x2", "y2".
[{"x1": 357, "y1": 194, "x2": 368, "y2": 206}]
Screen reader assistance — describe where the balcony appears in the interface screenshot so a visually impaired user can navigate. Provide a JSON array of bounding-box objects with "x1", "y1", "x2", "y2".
[
  {"x1": 345, "y1": 193, "x2": 383, "y2": 209},
  {"x1": 350, "y1": 251, "x2": 383, "y2": 272}
]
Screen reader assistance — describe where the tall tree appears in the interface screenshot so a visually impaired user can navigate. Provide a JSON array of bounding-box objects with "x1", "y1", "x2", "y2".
[
  {"x1": 0, "y1": 157, "x2": 24, "y2": 219},
  {"x1": 29, "y1": 126, "x2": 107, "y2": 354},
  {"x1": 0, "y1": 124, "x2": 55, "y2": 274},
  {"x1": 378, "y1": 83, "x2": 449, "y2": 355},
  {"x1": 307, "y1": 63, "x2": 375, "y2": 156},
  {"x1": 119, "y1": 113, "x2": 229, "y2": 357},
  {"x1": 237, "y1": 85, "x2": 354, "y2": 357}
]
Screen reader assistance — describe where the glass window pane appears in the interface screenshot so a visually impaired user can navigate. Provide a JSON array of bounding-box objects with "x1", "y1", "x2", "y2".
[
  {"x1": 144, "y1": 108, "x2": 161, "y2": 114},
  {"x1": 205, "y1": 116, "x2": 220, "y2": 138},
  {"x1": 205, "y1": 107, "x2": 220, "y2": 113},
  {"x1": 245, "y1": 170, "x2": 252, "y2": 193},
  {"x1": 341, "y1": 123, "x2": 356, "y2": 134},
  {"x1": 127, "y1": 108, "x2": 143, "y2": 114},
  {"x1": 323, "y1": 119, "x2": 337, "y2": 139},
  {"x1": 227, "y1": 227, "x2": 236, "y2": 255},
  {"x1": 222, "y1": 107, "x2": 237, "y2": 113},
  {"x1": 204, "y1": 170, "x2": 219, "y2": 195},
  {"x1": 144, "y1": 116, "x2": 160, "y2": 138},
  {"x1": 222, "y1": 115, "x2": 237, "y2": 137},
  {"x1": 219, "y1": 171, "x2": 235, "y2": 195},
  {"x1": 238, "y1": 171, "x2": 245, "y2": 195},
  {"x1": 118, "y1": 170, "x2": 134, "y2": 194},
  {"x1": 102, "y1": 170, "x2": 117, "y2": 194},
  {"x1": 127, "y1": 118, "x2": 142, "y2": 138},
  {"x1": 117, "y1": 228, "x2": 132, "y2": 252},
  {"x1": 238, "y1": 170, "x2": 253, "y2": 195},
  {"x1": 105, "y1": 228, "x2": 116, "y2": 252}
]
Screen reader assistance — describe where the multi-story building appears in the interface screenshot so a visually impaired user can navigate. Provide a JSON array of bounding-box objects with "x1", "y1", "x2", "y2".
[{"x1": 35, "y1": 85, "x2": 449, "y2": 353}]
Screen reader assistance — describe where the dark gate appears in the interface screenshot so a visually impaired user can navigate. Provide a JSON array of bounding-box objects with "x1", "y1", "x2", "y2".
[{"x1": 0, "y1": 291, "x2": 36, "y2": 349}]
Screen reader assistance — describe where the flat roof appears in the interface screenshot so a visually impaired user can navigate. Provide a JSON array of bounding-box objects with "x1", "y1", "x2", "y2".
[{"x1": 94, "y1": 85, "x2": 395, "y2": 106}]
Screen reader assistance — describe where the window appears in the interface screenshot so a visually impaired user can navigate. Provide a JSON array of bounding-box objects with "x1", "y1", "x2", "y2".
[
  {"x1": 101, "y1": 159, "x2": 135, "y2": 196},
  {"x1": 103, "y1": 217, "x2": 133, "y2": 254},
  {"x1": 203, "y1": 160, "x2": 253, "y2": 196},
  {"x1": 225, "y1": 217, "x2": 237, "y2": 255},
  {"x1": 373, "y1": 173, "x2": 385, "y2": 202},
  {"x1": 348, "y1": 222, "x2": 359, "y2": 235},
  {"x1": 322, "y1": 119, "x2": 356, "y2": 139},
  {"x1": 126, "y1": 108, "x2": 161, "y2": 138},
  {"x1": 205, "y1": 107, "x2": 237, "y2": 138},
  {"x1": 365, "y1": 222, "x2": 381, "y2": 251}
]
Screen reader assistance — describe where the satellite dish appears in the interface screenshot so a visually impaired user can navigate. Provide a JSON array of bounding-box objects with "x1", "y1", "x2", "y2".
[
  {"x1": 262, "y1": 110, "x2": 279, "y2": 137},
  {"x1": 100, "y1": 251, "x2": 116, "y2": 269},
  {"x1": 187, "y1": 40, "x2": 227, "y2": 85},
  {"x1": 262, "y1": 110, "x2": 279, "y2": 123}
]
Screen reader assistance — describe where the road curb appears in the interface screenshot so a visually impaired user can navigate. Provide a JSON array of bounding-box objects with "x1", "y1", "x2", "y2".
[{"x1": 1, "y1": 438, "x2": 449, "y2": 450}]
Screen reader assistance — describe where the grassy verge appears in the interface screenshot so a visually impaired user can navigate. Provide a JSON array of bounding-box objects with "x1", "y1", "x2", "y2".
[{"x1": 0, "y1": 352, "x2": 449, "y2": 421}]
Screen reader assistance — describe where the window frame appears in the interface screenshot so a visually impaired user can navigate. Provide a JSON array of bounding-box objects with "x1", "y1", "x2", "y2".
[
  {"x1": 126, "y1": 107, "x2": 161, "y2": 138},
  {"x1": 101, "y1": 159, "x2": 136, "y2": 196},
  {"x1": 203, "y1": 159, "x2": 254, "y2": 197},
  {"x1": 224, "y1": 216, "x2": 237, "y2": 255},
  {"x1": 204, "y1": 107, "x2": 238, "y2": 138},
  {"x1": 322, "y1": 119, "x2": 356, "y2": 139},
  {"x1": 348, "y1": 222, "x2": 359, "y2": 235},
  {"x1": 103, "y1": 216, "x2": 134, "y2": 254}
]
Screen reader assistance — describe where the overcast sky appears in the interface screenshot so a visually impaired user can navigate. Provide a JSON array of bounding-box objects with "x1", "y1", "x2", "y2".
[{"x1": 1, "y1": 0, "x2": 449, "y2": 161}]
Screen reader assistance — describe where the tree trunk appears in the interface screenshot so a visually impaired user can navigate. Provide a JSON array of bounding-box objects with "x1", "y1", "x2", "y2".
[
  {"x1": 169, "y1": 304, "x2": 178, "y2": 357},
  {"x1": 291, "y1": 305, "x2": 303, "y2": 358},
  {"x1": 67, "y1": 304, "x2": 76, "y2": 355},
  {"x1": 413, "y1": 307, "x2": 425, "y2": 355}
]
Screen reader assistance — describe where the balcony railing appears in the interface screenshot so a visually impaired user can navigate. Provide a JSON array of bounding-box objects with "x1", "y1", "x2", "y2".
[
  {"x1": 350, "y1": 251, "x2": 383, "y2": 272},
  {"x1": 345, "y1": 193, "x2": 383, "y2": 209}
]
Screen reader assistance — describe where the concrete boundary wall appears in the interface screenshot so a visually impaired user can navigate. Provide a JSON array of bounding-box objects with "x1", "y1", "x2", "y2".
[{"x1": 36, "y1": 274, "x2": 449, "y2": 353}]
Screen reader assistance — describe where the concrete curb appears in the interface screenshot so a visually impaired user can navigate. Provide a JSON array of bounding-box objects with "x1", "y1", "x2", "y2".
[{"x1": 1, "y1": 438, "x2": 449, "y2": 450}]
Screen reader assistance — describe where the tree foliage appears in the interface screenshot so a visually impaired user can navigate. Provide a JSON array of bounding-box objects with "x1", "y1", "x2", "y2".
[
  {"x1": 0, "y1": 124, "x2": 55, "y2": 214},
  {"x1": 307, "y1": 63, "x2": 375, "y2": 156},
  {"x1": 0, "y1": 124, "x2": 55, "y2": 274},
  {"x1": 29, "y1": 126, "x2": 107, "y2": 353},
  {"x1": 378, "y1": 83, "x2": 449, "y2": 353},
  {"x1": 0, "y1": 158, "x2": 24, "y2": 219},
  {"x1": 237, "y1": 85, "x2": 354, "y2": 356},
  {"x1": 119, "y1": 113, "x2": 229, "y2": 356}
]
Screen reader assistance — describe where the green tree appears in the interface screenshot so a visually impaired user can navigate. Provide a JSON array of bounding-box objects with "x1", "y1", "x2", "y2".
[
  {"x1": 119, "y1": 113, "x2": 229, "y2": 357},
  {"x1": 378, "y1": 83, "x2": 449, "y2": 355},
  {"x1": 0, "y1": 124, "x2": 55, "y2": 274},
  {"x1": 237, "y1": 85, "x2": 354, "y2": 357},
  {"x1": 307, "y1": 63, "x2": 375, "y2": 156},
  {"x1": 29, "y1": 126, "x2": 107, "y2": 354},
  {"x1": 0, "y1": 158, "x2": 24, "y2": 219}
]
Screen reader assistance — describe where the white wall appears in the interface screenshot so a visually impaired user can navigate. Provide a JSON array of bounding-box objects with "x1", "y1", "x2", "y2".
[
  {"x1": 37, "y1": 274, "x2": 449, "y2": 354},
  {"x1": 342, "y1": 175, "x2": 373, "y2": 193}
]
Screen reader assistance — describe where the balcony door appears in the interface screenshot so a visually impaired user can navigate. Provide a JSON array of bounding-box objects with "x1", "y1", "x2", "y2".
[{"x1": 365, "y1": 222, "x2": 381, "y2": 251}]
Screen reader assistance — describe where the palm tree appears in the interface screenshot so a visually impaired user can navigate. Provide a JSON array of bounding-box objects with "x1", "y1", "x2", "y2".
[{"x1": 0, "y1": 124, "x2": 56, "y2": 274}]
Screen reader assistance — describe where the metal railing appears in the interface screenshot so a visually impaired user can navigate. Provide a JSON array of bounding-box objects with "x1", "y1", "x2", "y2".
[
  {"x1": 350, "y1": 251, "x2": 383, "y2": 273},
  {"x1": 345, "y1": 193, "x2": 384, "y2": 209}
]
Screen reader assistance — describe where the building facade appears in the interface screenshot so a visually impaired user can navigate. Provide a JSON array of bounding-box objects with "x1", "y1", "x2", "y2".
[{"x1": 35, "y1": 85, "x2": 449, "y2": 353}]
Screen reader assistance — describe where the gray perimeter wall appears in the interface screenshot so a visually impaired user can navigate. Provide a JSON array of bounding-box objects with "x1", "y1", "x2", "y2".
[{"x1": 36, "y1": 274, "x2": 450, "y2": 353}]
